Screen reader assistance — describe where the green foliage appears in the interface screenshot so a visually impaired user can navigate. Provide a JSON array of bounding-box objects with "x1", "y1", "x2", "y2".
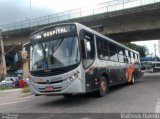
[
  {"x1": 122, "y1": 42, "x2": 148, "y2": 57},
  {"x1": 156, "y1": 57, "x2": 160, "y2": 61},
  {"x1": 22, "y1": 86, "x2": 30, "y2": 93},
  {"x1": 0, "y1": 86, "x2": 15, "y2": 91}
]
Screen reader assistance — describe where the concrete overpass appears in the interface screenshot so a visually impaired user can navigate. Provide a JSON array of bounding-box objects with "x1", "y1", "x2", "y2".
[
  {"x1": 1, "y1": 0, "x2": 160, "y2": 46},
  {"x1": 0, "y1": 0, "x2": 160, "y2": 77}
]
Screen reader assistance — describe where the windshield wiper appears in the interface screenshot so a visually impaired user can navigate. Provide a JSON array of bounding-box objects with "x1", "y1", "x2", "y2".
[{"x1": 52, "y1": 38, "x2": 63, "y2": 54}]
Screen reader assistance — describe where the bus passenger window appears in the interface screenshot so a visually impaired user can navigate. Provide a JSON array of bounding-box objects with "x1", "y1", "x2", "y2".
[
  {"x1": 125, "y1": 50, "x2": 131, "y2": 63},
  {"x1": 96, "y1": 36, "x2": 109, "y2": 60},
  {"x1": 108, "y1": 43, "x2": 118, "y2": 61},
  {"x1": 118, "y1": 47, "x2": 125, "y2": 63}
]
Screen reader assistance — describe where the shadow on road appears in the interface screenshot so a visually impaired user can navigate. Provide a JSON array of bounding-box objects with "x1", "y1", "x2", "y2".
[
  {"x1": 38, "y1": 94, "x2": 95, "y2": 107},
  {"x1": 37, "y1": 82, "x2": 139, "y2": 107}
]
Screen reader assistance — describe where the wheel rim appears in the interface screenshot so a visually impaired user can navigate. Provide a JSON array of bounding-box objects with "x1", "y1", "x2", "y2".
[{"x1": 100, "y1": 77, "x2": 107, "y2": 94}]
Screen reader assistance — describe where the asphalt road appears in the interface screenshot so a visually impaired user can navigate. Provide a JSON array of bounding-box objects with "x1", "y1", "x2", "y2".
[{"x1": 0, "y1": 73, "x2": 160, "y2": 118}]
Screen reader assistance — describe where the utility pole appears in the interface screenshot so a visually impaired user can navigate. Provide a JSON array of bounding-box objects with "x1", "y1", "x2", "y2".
[
  {"x1": 158, "y1": 40, "x2": 160, "y2": 54},
  {"x1": 0, "y1": 29, "x2": 7, "y2": 77},
  {"x1": 30, "y1": 0, "x2": 32, "y2": 19},
  {"x1": 154, "y1": 43, "x2": 156, "y2": 61}
]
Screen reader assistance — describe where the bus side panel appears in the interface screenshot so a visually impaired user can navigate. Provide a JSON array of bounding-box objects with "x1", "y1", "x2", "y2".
[
  {"x1": 119, "y1": 62, "x2": 128, "y2": 83},
  {"x1": 85, "y1": 67, "x2": 99, "y2": 92},
  {"x1": 108, "y1": 62, "x2": 121, "y2": 86}
]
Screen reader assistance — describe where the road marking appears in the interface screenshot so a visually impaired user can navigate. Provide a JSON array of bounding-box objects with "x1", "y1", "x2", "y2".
[
  {"x1": 0, "y1": 99, "x2": 29, "y2": 105},
  {"x1": 0, "y1": 95, "x2": 34, "y2": 106},
  {"x1": 155, "y1": 99, "x2": 160, "y2": 113}
]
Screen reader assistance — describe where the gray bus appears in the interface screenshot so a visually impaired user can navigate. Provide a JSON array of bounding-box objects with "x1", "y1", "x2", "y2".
[{"x1": 27, "y1": 23, "x2": 141, "y2": 97}]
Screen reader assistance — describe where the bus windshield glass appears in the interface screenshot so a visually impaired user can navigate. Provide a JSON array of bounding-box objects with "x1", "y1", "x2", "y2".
[{"x1": 30, "y1": 36, "x2": 80, "y2": 71}]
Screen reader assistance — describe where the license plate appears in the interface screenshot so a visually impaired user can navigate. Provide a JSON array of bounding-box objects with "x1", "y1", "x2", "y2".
[{"x1": 45, "y1": 86, "x2": 54, "y2": 91}]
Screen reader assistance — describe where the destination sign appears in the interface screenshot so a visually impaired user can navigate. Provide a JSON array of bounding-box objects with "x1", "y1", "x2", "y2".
[
  {"x1": 31, "y1": 25, "x2": 76, "y2": 41},
  {"x1": 43, "y1": 27, "x2": 67, "y2": 38}
]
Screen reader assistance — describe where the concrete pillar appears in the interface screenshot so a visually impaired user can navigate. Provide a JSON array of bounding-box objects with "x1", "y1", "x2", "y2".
[
  {"x1": 23, "y1": 61, "x2": 29, "y2": 78},
  {"x1": 0, "y1": 30, "x2": 7, "y2": 79},
  {"x1": 22, "y1": 51, "x2": 29, "y2": 78}
]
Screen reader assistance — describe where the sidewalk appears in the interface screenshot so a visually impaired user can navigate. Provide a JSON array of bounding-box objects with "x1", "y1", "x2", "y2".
[{"x1": 0, "y1": 88, "x2": 22, "y2": 103}]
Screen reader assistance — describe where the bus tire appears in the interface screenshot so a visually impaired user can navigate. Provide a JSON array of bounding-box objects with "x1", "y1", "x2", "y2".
[
  {"x1": 96, "y1": 76, "x2": 109, "y2": 97},
  {"x1": 129, "y1": 75, "x2": 135, "y2": 85}
]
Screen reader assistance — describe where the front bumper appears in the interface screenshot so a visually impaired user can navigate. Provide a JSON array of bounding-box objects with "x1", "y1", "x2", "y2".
[{"x1": 29, "y1": 78, "x2": 85, "y2": 95}]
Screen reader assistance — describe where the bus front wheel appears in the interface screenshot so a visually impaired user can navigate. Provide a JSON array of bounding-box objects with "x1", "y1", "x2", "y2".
[{"x1": 96, "y1": 76, "x2": 109, "y2": 97}]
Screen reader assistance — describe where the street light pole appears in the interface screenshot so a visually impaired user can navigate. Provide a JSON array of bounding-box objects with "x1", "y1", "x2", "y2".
[
  {"x1": 154, "y1": 43, "x2": 156, "y2": 61},
  {"x1": 30, "y1": 0, "x2": 31, "y2": 19}
]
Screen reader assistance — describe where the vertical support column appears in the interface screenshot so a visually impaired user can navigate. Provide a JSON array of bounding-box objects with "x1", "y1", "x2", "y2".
[
  {"x1": 99, "y1": 15, "x2": 104, "y2": 32},
  {"x1": 0, "y1": 29, "x2": 7, "y2": 79},
  {"x1": 22, "y1": 42, "x2": 30, "y2": 78}
]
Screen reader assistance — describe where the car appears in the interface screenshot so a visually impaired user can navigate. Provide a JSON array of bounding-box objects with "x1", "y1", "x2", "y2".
[{"x1": 0, "y1": 77, "x2": 16, "y2": 87}]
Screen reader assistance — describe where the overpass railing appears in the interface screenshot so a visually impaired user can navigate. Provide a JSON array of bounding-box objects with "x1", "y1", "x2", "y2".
[{"x1": 0, "y1": 0, "x2": 160, "y2": 32}]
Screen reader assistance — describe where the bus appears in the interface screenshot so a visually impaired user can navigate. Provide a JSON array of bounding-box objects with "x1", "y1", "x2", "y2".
[
  {"x1": 141, "y1": 61, "x2": 160, "y2": 73},
  {"x1": 26, "y1": 23, "x2": 141, "y2": 97}
]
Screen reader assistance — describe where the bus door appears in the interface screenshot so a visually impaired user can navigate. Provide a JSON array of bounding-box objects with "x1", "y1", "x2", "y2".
[{"x1": 80, "y1": 30, "x2": 96, "y2": 92}]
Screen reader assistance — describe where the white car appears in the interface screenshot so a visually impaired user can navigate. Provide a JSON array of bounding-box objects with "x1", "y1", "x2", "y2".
[{"x1": 0, "y1": 77, "x2": 16, "y2": 87}]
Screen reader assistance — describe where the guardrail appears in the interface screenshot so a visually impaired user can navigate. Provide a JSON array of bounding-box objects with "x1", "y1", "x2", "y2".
[{"x1": 0, "y1": 0, "x2": 160, "y2": 32}]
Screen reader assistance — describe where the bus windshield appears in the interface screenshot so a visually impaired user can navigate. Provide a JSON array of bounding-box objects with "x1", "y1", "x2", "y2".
[{"x1": 30, "y1": 36, "x2": 80, "y2": 71}]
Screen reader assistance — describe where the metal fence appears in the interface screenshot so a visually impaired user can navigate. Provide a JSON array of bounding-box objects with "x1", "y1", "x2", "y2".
[{"x1": 0, "y1": 0, "x2": 160, "y2": 32}]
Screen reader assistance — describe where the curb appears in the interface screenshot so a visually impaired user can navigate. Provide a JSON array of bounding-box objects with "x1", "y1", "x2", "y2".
[
  {"x1": 0, "y1": 88, "x2": 22, "y2": 93},
  {"x1": 19, "y1": 92, "x2": 31, "y2": 97}
]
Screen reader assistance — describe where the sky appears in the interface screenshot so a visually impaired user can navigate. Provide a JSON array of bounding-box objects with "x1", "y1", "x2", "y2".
[
  {"x1": 0, "y1": 0, "x2": 159, "y2": 56},
  {"x1": 0, "y1": 0, "x2": 108, "y2": 25},
  {"x1": 132, "y1": 40, "x2": 160, "y2": 57}
]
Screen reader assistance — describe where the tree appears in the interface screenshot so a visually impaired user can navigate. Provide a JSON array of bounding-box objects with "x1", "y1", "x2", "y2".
[
  {"x1": 122, "y1": 42, "x2": 148, "y2": 57},
  {"x1": 156, "y1": 57, "x2": 160, "y2": 61}
]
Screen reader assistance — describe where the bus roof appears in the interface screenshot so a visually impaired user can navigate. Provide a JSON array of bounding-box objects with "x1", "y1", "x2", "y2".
[
  {"x1": 30, "y1": 22, "x2": 139, "y2": 54},
  {"x1": 76, "y1": 23, "x2": 139, "y2": 54}
]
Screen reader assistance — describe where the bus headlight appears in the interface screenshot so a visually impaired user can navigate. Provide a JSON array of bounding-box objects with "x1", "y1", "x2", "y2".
[
  {"x1": 74, "y1": 71, "x2": 80, "y2": 79},
  {"x1": 64, "y1": 71, "x2": 80, "y2": 83},
  {"x1": 64, "y1": 76, "x2": 75, "y2": 83}
]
